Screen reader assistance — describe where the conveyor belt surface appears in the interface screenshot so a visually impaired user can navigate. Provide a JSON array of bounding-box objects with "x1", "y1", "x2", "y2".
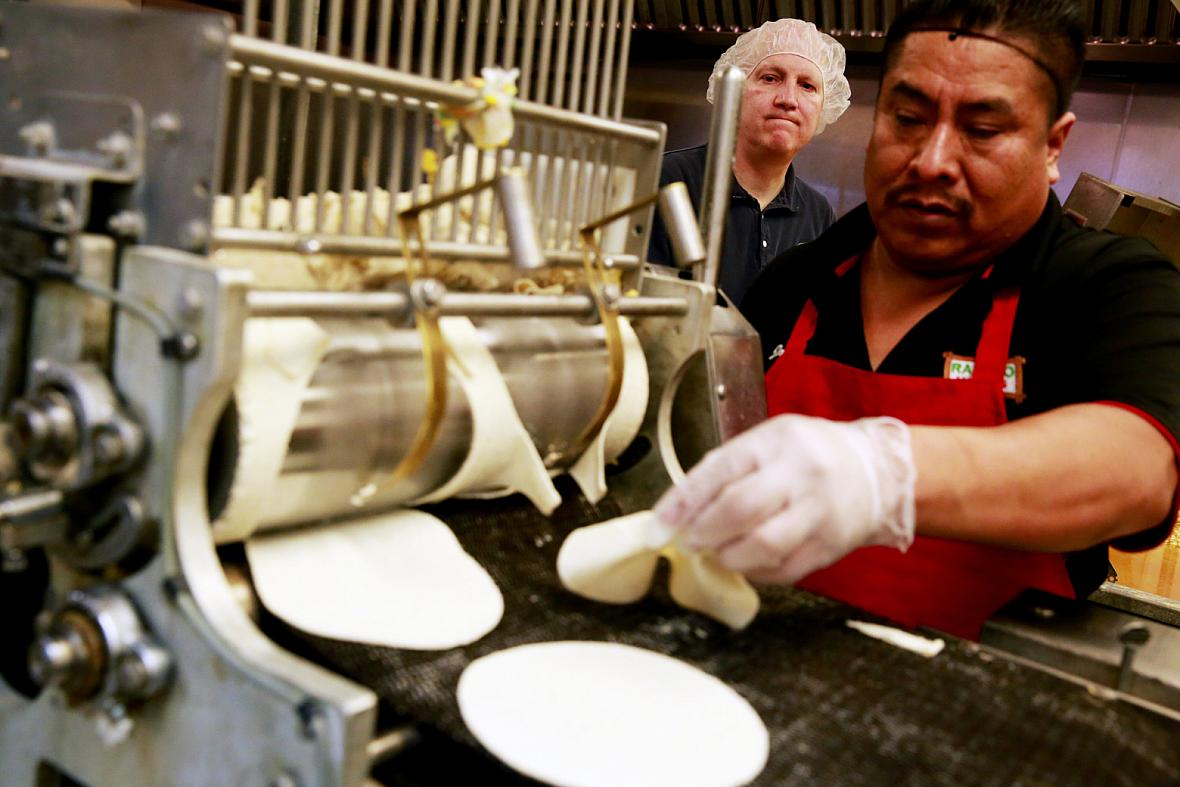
[{"x1": 268, "y1": 482, "x2": 1180, "y2": 786}]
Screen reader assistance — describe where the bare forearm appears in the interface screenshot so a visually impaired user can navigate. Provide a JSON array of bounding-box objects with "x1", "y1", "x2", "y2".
[{"x1": 910, "y1": 404, "x2": 1177, "y2": 551}]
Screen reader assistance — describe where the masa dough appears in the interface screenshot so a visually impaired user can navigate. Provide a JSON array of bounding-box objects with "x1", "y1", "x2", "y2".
[
  {"x1": 457, "y1": 641, "x2": 769, "y2": 787},
  {"x1": 212, "y1": 317, "x2": 330, "y2": 543},
  {"x1": 412, "y1": 317, "x2": 561, "y2": 513},
  {"x1": 245, "y1": 509, "x2": 503, "y2": 650},
  {"x1": 567, "y1": 318, "x2": 648, "y2": 503},
  {"x1": 557, "y1": 511, "x2": 760, "y2": 630}
]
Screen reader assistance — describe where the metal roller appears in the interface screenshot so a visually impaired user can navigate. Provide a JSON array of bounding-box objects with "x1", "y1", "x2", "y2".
[{"x1": 207, "y1": 315, "x2": 624, "y2": 536}]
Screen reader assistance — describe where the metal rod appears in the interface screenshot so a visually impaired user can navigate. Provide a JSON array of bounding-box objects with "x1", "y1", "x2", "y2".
[
  {"x1": 287, "y1": 78, "x2": 311, "y2": 225},
  {"x1": 326, "y1": 0, "x2": 344, "y2": 56},
  {"x1": 534, "y1": 0, "x2": 558, "y2": 105},
  {"x1": 313, "y1": 83, "x2": 337, "y2": 232},
  {"x1": 503, "y1": 0, "x2": 522, "y2": 70},
  {"x1": 659, "y1": 182, "x2": 706, "y2": 267},
  {"x1": 247, "y1": 289, "x2": 687, "y2": 318},
  {"x1": 243, "y1": 0, "x2": 259, "y2": 37},
  {"x1": 375, "y1": 0, "x2": 394, "y2": 66},
  {"x1": 461, "y1": 0, "x2": 480, "y2": 77},
  {"x1": 552, "y1": 0, "x2": 574, "y2": 109},
  {"x1": 229, "y1": 37, "x2": 662, "y2": 143},
  {"x1": 497, "y1": 169, "x2": 546, "y2": 270},
  {"x1": 272, "y1": 0, "x2": 290, "y2": 43},
  {"x1": 231, "y1": 70, "x2": 254, "y2": 226},
  {"x1": 439, "y1": 0, "x2": 461, "y2": 80},
  {"x1": 340, "y1": 90, "x2": 362, "y2": 232},
  {"x1": 299, "y1": 0, "x2": 316, "y2": 48},
  {"x1": 612, "y1": 0, "x2": 634, "y2": 120},
  {"x1": 362, "y1": 94, "x2": 384, "y2": 235},
  {"x1": 420, "y1": 0, "x2": 439, "y2": 77},
  {"x1": 367, "y1": 725, "x2": 422, "y2": 767},
  {"x1": 519, "y1": 0, "x2": 542, "y2": 100},
  {"x1": 567, "y1": 0, "x2": 590, "y2": 111},
  {"x1": 597, "y1": 0, "x2": 620, "y2": 117},
  {"x1": 483, "y1": 0, "x2": 503, "y2": 68},
  {"x1": 399, "y1": 0, "x2": 417, "y2": 71},
  {"x1": 581, "y1": 0, "x2": 605, "y2": 115},
  {"x1": 260, "y1": 74, "x2": 283, "y2": 229},
  {"x1": 698, "y1": 66, "x2": 744, "y2": 290},
  {"x1": 212, "y1": 227, "x2": 642, "y2": 268}
]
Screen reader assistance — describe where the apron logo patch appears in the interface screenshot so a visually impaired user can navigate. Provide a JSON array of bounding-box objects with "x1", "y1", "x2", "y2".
[{"x1": 942, "y1": 352, "x2": 1026, "y2": 403}]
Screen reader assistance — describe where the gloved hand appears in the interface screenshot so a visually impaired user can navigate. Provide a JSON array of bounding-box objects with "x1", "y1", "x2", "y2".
[{"x1": 653, "y1": 414, "x2": 917, "y2": 584}]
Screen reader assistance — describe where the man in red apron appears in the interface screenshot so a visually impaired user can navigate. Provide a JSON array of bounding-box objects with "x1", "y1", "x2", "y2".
[{"x1": 654, "y1": 0, "x2": 1180, "y2": 641}]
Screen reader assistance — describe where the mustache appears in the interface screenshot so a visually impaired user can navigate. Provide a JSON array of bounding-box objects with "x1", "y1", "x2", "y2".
[{"x1": 885, "y1": 186, "x2": 972, "y2": 218}]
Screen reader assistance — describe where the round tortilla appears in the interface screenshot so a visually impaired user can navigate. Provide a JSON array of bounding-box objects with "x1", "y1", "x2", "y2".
[{"x1": 457, "y1": 641, "x2": 768, "y2": 786}]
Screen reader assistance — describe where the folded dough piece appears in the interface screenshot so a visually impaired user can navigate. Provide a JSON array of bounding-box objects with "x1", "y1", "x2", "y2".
[
  {"x1": 246, "y1": 509, "x2": 503, "y2": 650},
  {"x1": 212, "y1": 317, "x2": 331, "y2": 543},
  {"x1": 412, "y1": 317, "x2": 561, "y2": 514},
  {"x1": 557, "y1": 511, "x2": 760, "y2": 630},
  {"x1": 566, "y1": 318, "x2": 649, "y2": 503}
]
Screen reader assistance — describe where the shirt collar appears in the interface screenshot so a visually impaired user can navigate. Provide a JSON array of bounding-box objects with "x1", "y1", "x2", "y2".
[{"x1": 731, "y1": 163, "x2": 801, "y2": 212}]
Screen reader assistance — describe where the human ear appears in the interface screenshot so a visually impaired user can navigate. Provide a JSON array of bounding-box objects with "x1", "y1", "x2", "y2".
[{"x1": 1045, "y1": 111, "x2": 1076, "y2": 185}]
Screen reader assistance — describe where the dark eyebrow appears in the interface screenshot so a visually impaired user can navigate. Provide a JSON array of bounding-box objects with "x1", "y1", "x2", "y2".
[
  {"x1": 888, "y1": 79, "x2": 1015, "y2": 116},
  {"x1": 887, "y1": 80, "x2": 935, "y2": 109}
]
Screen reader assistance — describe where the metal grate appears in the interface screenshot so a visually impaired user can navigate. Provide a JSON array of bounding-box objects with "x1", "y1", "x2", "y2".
[{"x1": 213, "y1": 0, "x2": 664, "y2": 275}]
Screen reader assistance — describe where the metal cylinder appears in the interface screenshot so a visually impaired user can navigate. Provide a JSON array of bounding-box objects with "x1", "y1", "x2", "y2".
[
  {"x1": 698, "y1": 66, "x2": 744, "y2": 291},
  {"x1": 209, "y1": 316, "x2": 617, "y2": 534},
  {"x1": 497, "y1": 169, "x2": 547, "y2": 270},
  {"x1": 657, "y1": 182, "x2": 706, "y2": 268}
]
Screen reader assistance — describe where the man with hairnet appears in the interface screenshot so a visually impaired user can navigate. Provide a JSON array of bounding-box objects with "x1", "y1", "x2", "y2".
[
  {"x1": 653, "y1": 0, "x2": 1180, "y2": 641},
  {"x1": 646, "y1": 19, "x2": 851, "y2": 306}
]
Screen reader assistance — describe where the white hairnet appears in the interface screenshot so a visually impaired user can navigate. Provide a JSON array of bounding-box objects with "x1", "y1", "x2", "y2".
[{"x1": 707, "y1": 18, "x2": 851, "y2": 134}]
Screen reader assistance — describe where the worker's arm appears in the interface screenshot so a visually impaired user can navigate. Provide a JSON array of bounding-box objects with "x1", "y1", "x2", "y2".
[
  {"x1": 912, "y1": 403, "x2": 1176, "y2": 551},
  {"x1": 653, "y1": 407, "x2": 1178, "y2": 584}
]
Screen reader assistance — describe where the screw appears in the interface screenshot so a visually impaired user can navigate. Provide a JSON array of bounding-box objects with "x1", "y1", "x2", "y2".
[
  {"x1": 107, "y1": 210, "x2": 145, "y2": 239},
  {"x1": 96, "y1": 131, "x2": 133, "y2": 169},
  {"x1": 296, "y1": 237, "x2": 323, "y2": 255},
  {"x1": 93, "y1": 427, "x2": 126, "y2": 466},
  {"x1": 115, "y1": 652, "x2": 149, "y2": 694},
  {"x1": 42, "y1": 198, "x2": 76, "y2": 228},
  {"x1": 19, "y1": 121, "x2": 54, "y2": 155},
  {"x1": 202, "y1": 24, "x2": 228, "y2": 57},
  {"x1": 178, "y1": 287, "x2": 204, "y2": 321},
  {"x1": 181, "y1": 219, "x2": 209, "y2": 251},
  {"x1": 412, "y1": 278, "x2": 447, "y2": 312},
  {"x1": 1116, "y1": 622, "x2": 1151, "y2": 693},
  {"x1": 150, "y1": 113, "x2": 182, "y2": 139},
  {"x1": 715, "y1": 383, "x2": 727, "y2": 401}
]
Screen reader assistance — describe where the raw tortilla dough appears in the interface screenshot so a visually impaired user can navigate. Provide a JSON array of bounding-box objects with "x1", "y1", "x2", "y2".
[
  {"x1": 245, "y1": 509, "x2": 502, "y2": 650},
  {"x1": 846, "y1": 620, "x2": 945, "y2": 658},
  {"x1": 557, "y1": 511, "x2": 760, "y2": 630},
  {"x1": 458, "y1": 641, "x2": 769, "y2": 787},
  {"x1": 411, "y1": 316, "x2": 561, "y2": 513},
  {"x1": 212, "y1": 317, "x2": 330, "y2": 543},
  {"x1": 567, "y1": 317, "x2": 649, "y2": 503}
]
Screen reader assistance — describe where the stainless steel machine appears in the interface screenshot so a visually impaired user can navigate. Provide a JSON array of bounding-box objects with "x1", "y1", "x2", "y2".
[{"x1": 0, "y1": 3, "x2": 765, "y2": 784}]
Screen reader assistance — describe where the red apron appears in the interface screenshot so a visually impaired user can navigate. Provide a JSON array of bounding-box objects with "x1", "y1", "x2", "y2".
[{"x1": 766, "y1": 256, "x2": 1075, "y2": 640}]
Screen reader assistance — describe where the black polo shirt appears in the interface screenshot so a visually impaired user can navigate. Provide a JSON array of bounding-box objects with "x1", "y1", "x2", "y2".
[
  {"x1": 741, "y1": 195, "x2": 1180, "y2": 597},
  {"x1": 647, "y1": 144, "x2": 835, "y2": 306}
]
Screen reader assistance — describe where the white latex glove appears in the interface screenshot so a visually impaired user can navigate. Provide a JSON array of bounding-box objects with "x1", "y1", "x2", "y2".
[{"x1": 652, "y1": 414, "x2": 917, "y2": 584}]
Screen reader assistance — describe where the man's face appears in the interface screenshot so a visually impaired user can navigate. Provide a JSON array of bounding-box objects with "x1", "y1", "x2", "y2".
[
  {"x1": 864, "y1": 31, "x2": 1074, "y2": 275},
  {"x1": 738, "y1": 53, "x2": 825, "y2": 159}
]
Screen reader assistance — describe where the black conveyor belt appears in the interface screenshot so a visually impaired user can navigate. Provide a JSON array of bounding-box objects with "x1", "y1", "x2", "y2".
[{"x1": 267, "y1": 482, "x2": 1180, "y2": 786}]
